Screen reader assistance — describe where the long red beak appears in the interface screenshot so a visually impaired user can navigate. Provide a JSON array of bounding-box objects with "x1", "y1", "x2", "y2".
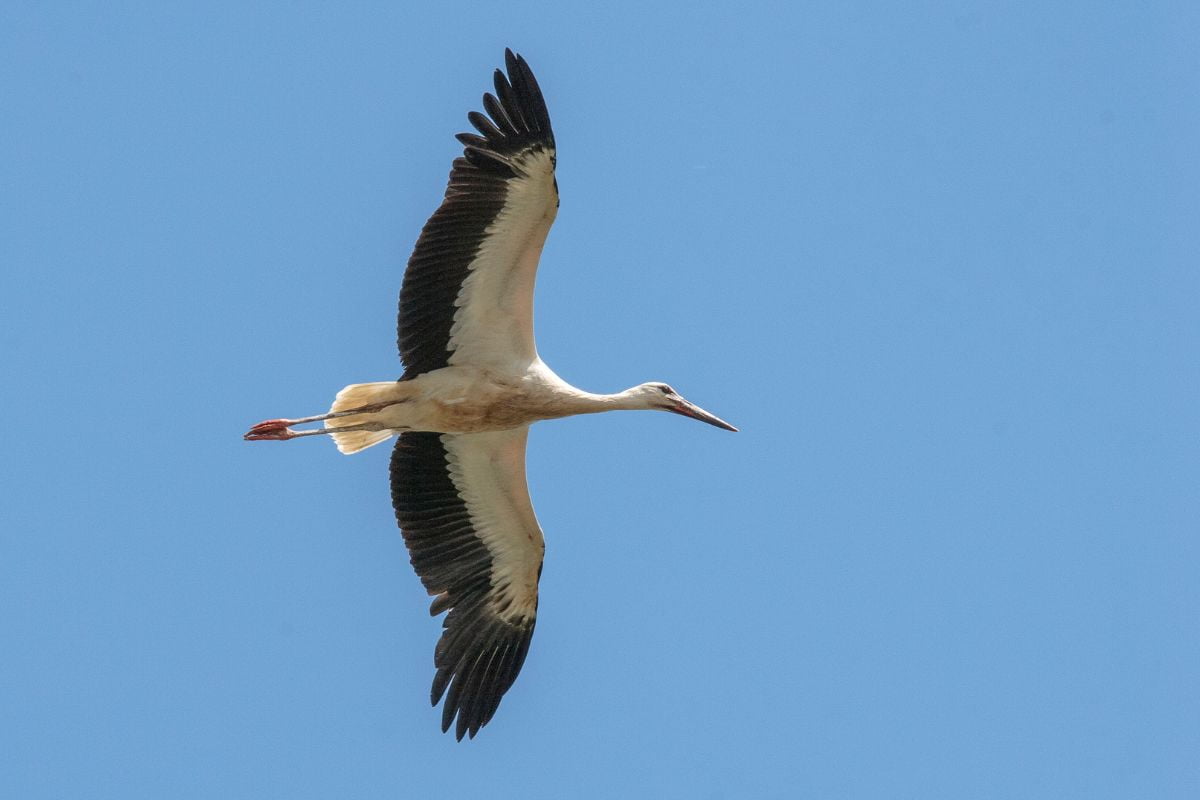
[{"x1": 670, "y1": 399, "x2": 738, "y2": 432}]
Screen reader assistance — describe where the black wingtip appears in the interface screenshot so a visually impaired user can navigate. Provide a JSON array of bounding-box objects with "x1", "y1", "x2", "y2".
[
  {"x1": 504, "y1": 48, "x2": 521, "y2": 77},
  {"x1": 450, "y1": 48, "x2": 554, "y2": 173},
  {"x1": 425, "y1": 614, "x2": 537, "y2": 741}
]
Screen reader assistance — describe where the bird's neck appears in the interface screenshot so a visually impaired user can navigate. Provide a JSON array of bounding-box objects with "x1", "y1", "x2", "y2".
[{"x1": 565, "y1": 387, "x2": 644, "y2": 415}]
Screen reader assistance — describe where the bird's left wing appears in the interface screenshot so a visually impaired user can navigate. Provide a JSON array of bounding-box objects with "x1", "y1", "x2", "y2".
[
  {"x1": 397, "y1": 49, "x2": 558, "y2": 379},
  {"x1": 390, "y1": 427, "x2": 544, "y2": 739}
]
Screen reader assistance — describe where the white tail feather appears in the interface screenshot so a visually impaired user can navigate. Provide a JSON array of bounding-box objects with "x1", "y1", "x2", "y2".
[
  {"x1": 329, "y1": 427, "x2": 393, "y2": 455},
  {"x1": 326, "y1": 382, "x2": 402, "y2": 454}
]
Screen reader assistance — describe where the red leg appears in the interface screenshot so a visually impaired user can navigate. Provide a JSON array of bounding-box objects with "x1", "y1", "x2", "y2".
[{"x1": 244, "y1": 419, "x2": 301, "y2": 441}]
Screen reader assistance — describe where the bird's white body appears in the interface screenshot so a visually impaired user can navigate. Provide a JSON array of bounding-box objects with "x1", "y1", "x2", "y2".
[
  {"x1": 324, "y1": 360, "x2": 645, "y2": 451},
  {"x1": 245, "y1": 50, "x2": 734, "y2": 740}
]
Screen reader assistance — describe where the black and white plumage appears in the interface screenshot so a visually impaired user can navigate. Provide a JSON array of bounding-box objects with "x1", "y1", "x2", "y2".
[
  {"x1": 390, "y1": 429, "x2": 539, "y2": 738},
  {"x1": 245, "y1": 49, "x2": 735, "y2": 740},
  {"x1": 398, "y1": 49, "x2": 556, "y2": 380}
]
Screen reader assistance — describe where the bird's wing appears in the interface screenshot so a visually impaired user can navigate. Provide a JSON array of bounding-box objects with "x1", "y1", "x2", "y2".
[
  {"x1": 390, "y1": 427, "x2": 544, "y2": 740},
  {"x1": 397, "y1": 49, "x2": 558, "y2": 379}
]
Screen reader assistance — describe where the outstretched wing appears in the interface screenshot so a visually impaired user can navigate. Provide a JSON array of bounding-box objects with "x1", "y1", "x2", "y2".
[
  {"x1": 397, "y1": 49, "x2": 558, "y2": 379},
  {"x1": 389, "y1": 428, "x2": 544, "y2": 740}
]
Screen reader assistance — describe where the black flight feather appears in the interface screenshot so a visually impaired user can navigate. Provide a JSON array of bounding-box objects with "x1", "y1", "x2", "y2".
[{"x1": 396, "y1": 49, "x2": 555, "y2": 379}]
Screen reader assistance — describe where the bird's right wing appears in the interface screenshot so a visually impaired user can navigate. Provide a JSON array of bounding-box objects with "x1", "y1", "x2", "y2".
[
  {"x1": 396, "y1": 49, "x2": 558, "y2": 379},
  {"x1": 390, "y1": 427, "x2": 544, "y2": 740}
]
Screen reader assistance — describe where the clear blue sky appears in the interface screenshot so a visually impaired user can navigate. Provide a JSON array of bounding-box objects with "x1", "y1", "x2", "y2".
[{"x1": 2, "y1": 2, "x2": 1196, "y2": 797}]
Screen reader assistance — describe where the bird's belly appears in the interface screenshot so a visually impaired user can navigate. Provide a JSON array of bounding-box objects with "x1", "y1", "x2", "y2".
[
  {"x1": 426, "y1": 397, "x2": 543, "y2": 433},
  {"x1": 379, "y1": 367, "x2": 566, "y2": 434}
]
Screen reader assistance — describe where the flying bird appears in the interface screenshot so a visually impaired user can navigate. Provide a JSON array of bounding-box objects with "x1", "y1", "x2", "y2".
[{"x1": 245, "y1": 49, "x2": 736, "y2": 740}]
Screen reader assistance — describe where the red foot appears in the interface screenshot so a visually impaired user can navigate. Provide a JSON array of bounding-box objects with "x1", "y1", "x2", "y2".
[{"x1": 244, "y1": 419, "x2": 299, "y2": 441}]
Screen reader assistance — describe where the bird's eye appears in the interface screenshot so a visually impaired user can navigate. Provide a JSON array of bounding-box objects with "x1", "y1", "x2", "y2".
[{"x1": 660, "y1": 385, "x2": 672, "y2": 394}]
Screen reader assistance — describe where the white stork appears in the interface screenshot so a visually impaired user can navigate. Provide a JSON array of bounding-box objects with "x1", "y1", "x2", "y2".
[{"x1": 245, "y1": 49, "x2": 736, "y2": 740}]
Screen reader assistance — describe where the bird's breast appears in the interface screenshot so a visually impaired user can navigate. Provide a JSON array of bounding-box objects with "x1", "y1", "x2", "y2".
[
  {"x1": 428, "y1": 379, "x2": 562, "y2": 432},
  {"x1": 405, "y1": 367, "x2": 571, "y2": 434},
  {"x1": 431, "y1": 397, "x2": 539, "y2": 432}
]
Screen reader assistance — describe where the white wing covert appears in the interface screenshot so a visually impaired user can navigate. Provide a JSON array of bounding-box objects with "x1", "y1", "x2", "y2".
[
  {"x1": 390, "y1": 428, "x2": 544, "y2": 740},
  {"x1": 397, "y1": 49, "x2": 558, "y2": 379}
]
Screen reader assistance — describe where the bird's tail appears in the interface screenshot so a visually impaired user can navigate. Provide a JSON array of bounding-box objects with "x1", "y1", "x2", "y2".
[{"x1": 326, "y1": 382, "x2": 403, "y2": 454}]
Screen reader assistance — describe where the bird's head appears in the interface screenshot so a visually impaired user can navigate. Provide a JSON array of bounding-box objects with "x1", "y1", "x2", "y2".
[{"x1": 631, "y1": 382, "x2": 738, "y2": 431}]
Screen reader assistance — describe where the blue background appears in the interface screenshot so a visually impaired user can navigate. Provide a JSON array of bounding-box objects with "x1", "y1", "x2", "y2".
[{"x1": 2, "y1": 2, "x2": 1196, "y2": 797}]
